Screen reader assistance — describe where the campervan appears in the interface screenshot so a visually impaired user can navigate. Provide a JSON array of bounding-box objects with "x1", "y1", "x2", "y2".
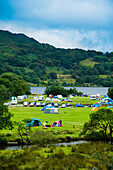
[
  {"x1": 90, "y1": 95, "x2": 99, "y2": 100},
  {"x1": 17, "y1": 96, "x2": 24, "y2": 100},
  {"x1": 38, "y1": 96, "x2": 44, "y2": 101},
  {"x1": 11, "y1": 97, "x2": 18, "y2": 105}
]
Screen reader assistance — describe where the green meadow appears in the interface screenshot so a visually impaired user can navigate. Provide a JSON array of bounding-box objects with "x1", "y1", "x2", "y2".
[
  {"x1": 1, "y1": 106, "x2": 91, "y2": 138},
  {"x1": 0, "y1": 96, "x2": 110, "y2": 142}
]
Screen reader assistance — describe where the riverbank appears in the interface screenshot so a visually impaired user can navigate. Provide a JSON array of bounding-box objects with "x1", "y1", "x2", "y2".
[{"x1": 0, "y1": 141, "x2": 113, "y2": 169}]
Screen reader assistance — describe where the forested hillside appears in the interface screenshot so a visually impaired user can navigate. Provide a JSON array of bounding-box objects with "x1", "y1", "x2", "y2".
[{"x1": 0, "y1": 29, "x2": 113, "y2": 87}]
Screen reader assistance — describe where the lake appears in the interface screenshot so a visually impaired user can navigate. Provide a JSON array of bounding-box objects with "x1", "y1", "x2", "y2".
[{"x1": 30, "y1": 87, "x2": 109, "y2": 95}]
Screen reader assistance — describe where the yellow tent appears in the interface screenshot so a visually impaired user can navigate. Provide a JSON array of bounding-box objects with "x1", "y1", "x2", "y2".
[{"x1": 91, "y1": 107, "x2": 98, "y2": 111}]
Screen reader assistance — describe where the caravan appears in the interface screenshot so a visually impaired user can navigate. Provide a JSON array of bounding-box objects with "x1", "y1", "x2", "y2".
[
  {"x1": 38, "y1": 96, "x2": 44, "y2": 101},
  {"x1": 90, "y1": 94, "x2": 100, "y2": 100},
  {"x1": 11, "y1": 97, "x2": 18, "y2": 105}
]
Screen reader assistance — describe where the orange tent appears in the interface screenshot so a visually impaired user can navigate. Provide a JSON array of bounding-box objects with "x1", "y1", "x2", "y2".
[{"x1": 91, "y1": 107, "x2": 98, "y2": 111}]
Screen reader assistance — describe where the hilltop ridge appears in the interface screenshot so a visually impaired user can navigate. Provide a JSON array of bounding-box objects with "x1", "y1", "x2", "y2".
[{"x1": 0, "y1": 29, "x2": 113, "y2": 87}]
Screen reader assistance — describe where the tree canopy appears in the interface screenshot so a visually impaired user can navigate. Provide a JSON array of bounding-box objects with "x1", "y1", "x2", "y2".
[
  {"x1": 45, "y1": 86, "x2": 79, "y2": 97},
  {"x1": 80, "y1": 108, "x2": 113, "y2": 144},
  {"x1": 0, "y1": 96, "x2": 13, "y2": 130},
  {"x1": 108, "y1": 87, "x2": 113, "y2": 100},
  {"x1": 0, "y1": 72, "x2": 30, "y2": 100}
]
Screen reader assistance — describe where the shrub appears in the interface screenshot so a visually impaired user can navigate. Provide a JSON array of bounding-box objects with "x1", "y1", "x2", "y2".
[
  {"x1": 0, "y1": 137, "x2": 8, "y2": 145},
  {"x1": 30, "y1": 129, "x2": 56, "y2": 146}
]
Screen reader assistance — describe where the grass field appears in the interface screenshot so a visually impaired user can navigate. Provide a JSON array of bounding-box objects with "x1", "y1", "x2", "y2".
[
  {"x1": 80, "y1": 58, "x2": 98, "y2": 67},
  {"x1": 1, "y1": 104, "x2": 107, "y2": 139},
  {"x1": 1, "y1": 96, "x2": 110, "y2": 141}
]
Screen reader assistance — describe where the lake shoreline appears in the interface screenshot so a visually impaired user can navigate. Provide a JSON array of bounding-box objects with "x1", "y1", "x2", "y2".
[{"x1": 30, "y1": 86, "x2": 109, "y2": 95}]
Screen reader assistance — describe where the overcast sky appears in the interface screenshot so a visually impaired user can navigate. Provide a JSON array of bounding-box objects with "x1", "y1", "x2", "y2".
[{"x1": 0, "y1": 0, "x2": 113, "y2": 52}]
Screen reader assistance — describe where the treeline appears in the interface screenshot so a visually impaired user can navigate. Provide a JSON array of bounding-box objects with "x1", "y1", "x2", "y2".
[{"x1": 0, "y1": 29, "x2": 113, "y2": 86}]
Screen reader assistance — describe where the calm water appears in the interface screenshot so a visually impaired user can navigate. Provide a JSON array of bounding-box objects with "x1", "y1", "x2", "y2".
[
  {"x1": 30, "y1": 87, "x2": 109, "y2": 95},
  {"x1": 0, "y1": 141, "x2": 87, "y2": 150}
]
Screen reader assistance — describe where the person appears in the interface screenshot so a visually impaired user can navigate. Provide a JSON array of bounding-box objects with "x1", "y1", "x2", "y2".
[
  {"x1": 43, "y1": 122, "x2": 46, "y2": 127},
  {"x1": 73, "y1": 124, "x2": 75, "y2": 128},
  {"x1": 59, "y1": 120, "x2": 62, "y2": 126}
]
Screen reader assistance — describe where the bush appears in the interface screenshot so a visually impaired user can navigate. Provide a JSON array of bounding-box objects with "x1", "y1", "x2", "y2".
[
  {"x1": 30, "y1": 129, "x2": 56, "y2": 146},
  {"x1": 0, "y1": 137, "x2": 8, "y2": 145}
]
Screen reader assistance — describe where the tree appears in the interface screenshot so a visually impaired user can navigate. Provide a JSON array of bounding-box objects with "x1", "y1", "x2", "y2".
[
  {"x1": 0, "y1": 72, "x2": 30, "y2": 98},
  {"x1": 49, "y1": 72, "x2": 57, "y2": 79},
  {"x1": 0, "y1": 96, "x2": 13, "y2": 130},
  {"x1": 80, "y1": 108, "x2": 113, "y2": 144},
  {"x1": 108, "y1": 87, "x2": 113, "y2": 100},
  {"x1": 45, "y1": 86, "x2": 68, "y2": 97}
]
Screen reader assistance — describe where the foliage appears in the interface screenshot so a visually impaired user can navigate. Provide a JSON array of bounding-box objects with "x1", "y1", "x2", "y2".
[
  {"x1": 0, "y1": 142, "x2": 113, "y2": 169},
  {"x1": 94, "y1": 152, "x2": 113, "y2": 169},
  {"x1": 108, "y1": 87, "x2": 113, "y2": 100},
  {"x1": 30, "y1": 129, "x2": 56, "y2": 146},
  {"x1": 0, "y1": 72, "x2": 30, "y2": 99},
  {"x1": 0, "y1": 96, "x2": 13, "y2": 130},
  {"x1": 15, "y1": 122, "x2": 31, "y2": 144},
  {"x1": 0, "y1": 137, "x2": 8, "y2": 145},
  {"x1": 49, "y1": 72, "x2": 57, "y2": 79},
  {"x1": 80, "y1": 108, "x2": 113, "y2": 143},
  {"x1": 0, "y1": 30, "x2": 113, "y2": 86},
  {"x1": 45, "y1": 85, "x2": 68, "y2": 96}
]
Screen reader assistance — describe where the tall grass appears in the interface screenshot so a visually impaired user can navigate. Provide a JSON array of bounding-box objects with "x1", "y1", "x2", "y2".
[{"x1": 0, "y1": 142, "x2": 113, "y2": 169}]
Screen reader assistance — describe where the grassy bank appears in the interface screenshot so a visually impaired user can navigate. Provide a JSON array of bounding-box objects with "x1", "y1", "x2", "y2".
[{"x1": 0, "y1": 142, "x2": 113, "y2": 169}]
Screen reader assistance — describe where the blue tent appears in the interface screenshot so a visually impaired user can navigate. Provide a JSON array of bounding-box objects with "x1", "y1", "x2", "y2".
[
  {"x1": 107, "y1": 106, "x2": 113, "y2": 108},
  {"x1": 104, "y1": 98, "x2": 112, "y2": 102},
  {"x1": 26, "y1": 118, "x2": 42, "y2": 127},
  {"x1": 53, "y1": 96, "x2": 58, "y2": 99},
  {"x1": 75, "y1": 104, "x2": 84, "y2": 107},
  {"x1": 41, "y1": 105, "x2": 55, "y2": 111},
  {"x1": 93, "y1": 104, "x2": 100, "y2": 108}
]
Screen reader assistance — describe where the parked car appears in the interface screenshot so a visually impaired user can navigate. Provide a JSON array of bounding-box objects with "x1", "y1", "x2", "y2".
[
  {"x1": 61, "y1": 104, "x2": 66, "y2": 108},
  {"x1": 36, "y1": 102, "x2": 41, "y2": 107},
  {"x1": 54, "y1": 103, "x2": 60, "y2": 107},
  {"x1": 23, "y1": 101, "x2": 29, "y2": 107},
  {"x1": 61, "y1": 98, "x2": 72, "y2": 102},
  {"x1": 66, "y1": 103, "x2": 72, "y2": 107},
  {"x1": 38, "y1": 96, "x2": 44, "y2": 101},
  {"x1": 41, "y1": 102, "x2": 47, "y2": 107},
  {"x1": 29, "y1": 102, "x2": 36, "y2": 107},
  {"x1": 45, "y1": 97, "x2": 51, "y2": 101}
]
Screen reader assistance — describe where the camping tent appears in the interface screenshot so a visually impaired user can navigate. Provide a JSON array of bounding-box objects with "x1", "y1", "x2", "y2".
[
  {"x1": 52, "y1": 120, "x2": 62, "y2": 127},
  {"x1": 75, "y1": 104, "x2": 84, "y2": 107},
  {"x1": 41, "y1": 105, "x2": 55, "y2": 111},
  {"x1": 93, "y1": 104, "x2": 100, "y2": 108},
  {"x1": 44, "y1": 108, "x2": 59, "y2": 114},
  {"x1": 91, "y1": 107, "x2": 98, "y2": 111},
  {"x1": 26, "y1": 118, "x2": 42, "y2": 127}
]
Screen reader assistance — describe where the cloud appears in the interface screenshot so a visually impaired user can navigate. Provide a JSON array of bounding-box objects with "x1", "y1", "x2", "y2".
[
  {"x1": 9, "y1": 0, "x2": 113, "y2": 30},
  {"x1": 0, "y1": 0, "x2": 113, "y2": 52},
  {"x1": 0, "y1": 21, "x2": 113, "y2": 52}
]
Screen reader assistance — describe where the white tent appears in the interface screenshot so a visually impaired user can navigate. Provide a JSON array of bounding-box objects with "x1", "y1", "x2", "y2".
[
  {"x1": 44, "y1": 108, "x2": 59, "y2": 114},
  {"x1": 45, "y1": 97, "x2": 51, "y2": 101},
  {"x1": 57, "y1": 95, "x2": 63, "y2": 98},
  {"x1": 17, "y1": 96, "x2": 24, "y2": 100}
]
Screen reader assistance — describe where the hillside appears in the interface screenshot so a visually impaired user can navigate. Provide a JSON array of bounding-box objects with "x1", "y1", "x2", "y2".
[{"x1": 0, "y1": 29, "x2": 113, "y2": 87}]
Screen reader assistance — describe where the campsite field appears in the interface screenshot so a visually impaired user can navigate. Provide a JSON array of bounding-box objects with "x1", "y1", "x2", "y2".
[
  {"x1": 1, "y1": 104, "x2": 107, "y2": 140},
  {"x1": 1, "y1": 96, "x2": 109, "y2": 141}
]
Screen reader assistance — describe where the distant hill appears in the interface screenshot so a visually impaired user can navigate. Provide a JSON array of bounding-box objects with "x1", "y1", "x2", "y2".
[{"x1": 0, "y1": 29, "x2": 113, "y2": 87}]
